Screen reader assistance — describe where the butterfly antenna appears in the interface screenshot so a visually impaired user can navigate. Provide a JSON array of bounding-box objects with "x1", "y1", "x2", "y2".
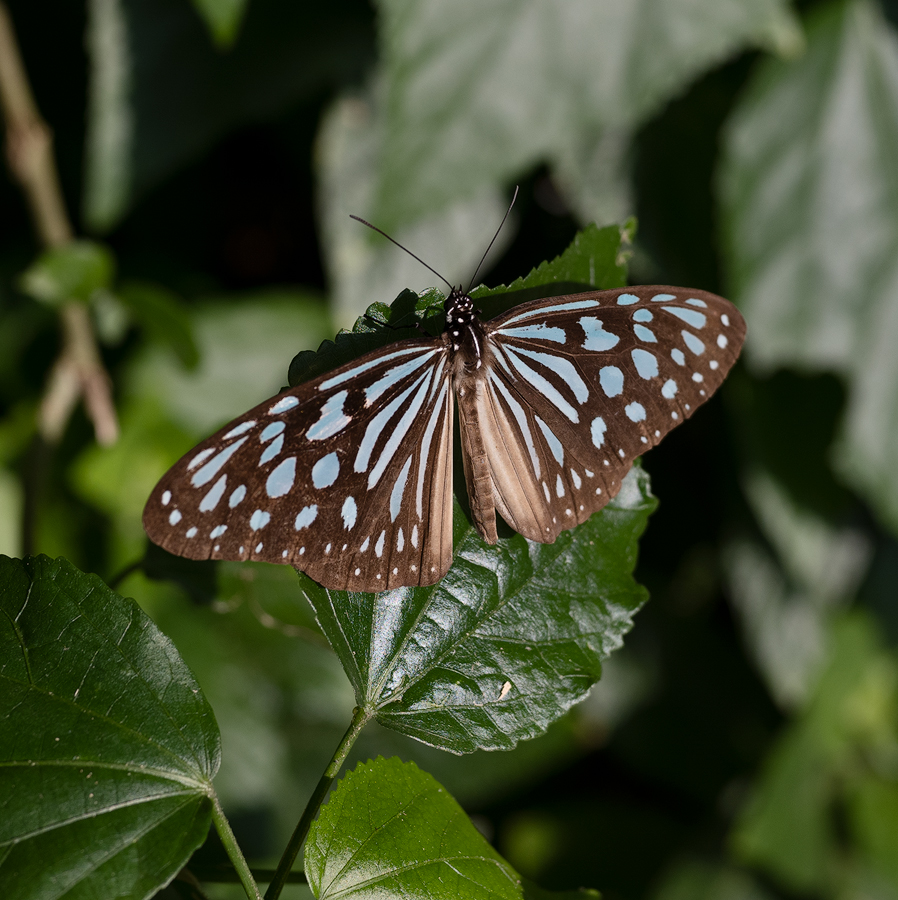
[
  {"x1": 350, "y1": 214, "x2": 454, "y2": 291},
  {"x1": 466, "y1": 185, "x2": 519, "y2": 293}
]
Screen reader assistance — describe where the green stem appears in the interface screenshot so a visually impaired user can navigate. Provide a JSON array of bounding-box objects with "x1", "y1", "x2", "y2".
[
  {"x1": 264, "y1": 706, "x2": 369, "y2": 900},
  {"x1": 211, "y1": 793, "x2": 264, "y2": 900}
]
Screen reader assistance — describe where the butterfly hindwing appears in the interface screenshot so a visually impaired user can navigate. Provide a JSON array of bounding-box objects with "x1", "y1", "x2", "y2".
[
  {"x1": 143, "y1": 339, "x2": 455, "y2": 592},
  {"x1": 466, "y1": 286, "x2": 745, "y2": 541}
]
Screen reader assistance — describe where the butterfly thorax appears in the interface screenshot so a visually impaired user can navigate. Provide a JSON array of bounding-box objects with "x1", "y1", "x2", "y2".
[{"x1": 443, "y1": 286, "x2": 489, "y2": 384}]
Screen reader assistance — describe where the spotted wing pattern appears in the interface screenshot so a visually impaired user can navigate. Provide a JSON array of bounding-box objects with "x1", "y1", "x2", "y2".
[
  {"x1": 144, "y1": 284, "x2": 745, "y2": 592},
  {"x1": 143, "y1": 340, "x2": 455, "y2": 592},
  {"x1": 463, "y1": 286, "x2": 745, "y2": 542}
]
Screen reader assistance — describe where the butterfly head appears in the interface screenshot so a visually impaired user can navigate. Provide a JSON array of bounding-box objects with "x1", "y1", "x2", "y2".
[{"x1": 444, "y1": 286, "x2": 475, "y2": 326}]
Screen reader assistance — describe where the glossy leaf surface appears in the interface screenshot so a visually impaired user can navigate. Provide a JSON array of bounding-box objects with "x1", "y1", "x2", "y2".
[
  {"x1": 305, "y1": 757, "x2": 522, "y2": 900},
  {"x1": 0, "y1": 556, "x2": 220, "y2": 900},
  {"x1": 304, "y1": 468, "x2": 653, "y2": 753},
  {"x1": 720, "y1": 0, "x2": 898, "y2": 535}
]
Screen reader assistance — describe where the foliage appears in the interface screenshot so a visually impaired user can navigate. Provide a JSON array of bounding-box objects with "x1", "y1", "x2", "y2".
[{"x1": 2, "y1": 0, "x2": 898, "y2": 898}]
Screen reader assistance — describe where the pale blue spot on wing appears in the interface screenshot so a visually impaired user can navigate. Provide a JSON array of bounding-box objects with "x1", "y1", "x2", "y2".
[
  {"x1": 186, "y1": 527, "x2": 198, "y2": 538},
  {"x1": 489, "y1": 374, "x2": 540, "y2": 480},
  {"x1": 368, "y1": 369, "x2": 437, "y2": 489},
  {"x1": 616, "y1": 293, "x2": 639, "y2": 305},
  {"x1": 210, "y1": 525, "x2": 227, "y2": 538},
  {"x1": 161, "y1": 490, "x2": 171, "y2": 505},
  {"x1": 416, "y1": 379, "x2": 449, "y2": 517},
  {"x1": 200, "y1": 474, "x2": 227, "y2": 512},
  {"x1": 686, "y1": 298, "x2": 708, "y2": 308},
  {"x1": 498, "y1": 323, "x2": 566, "y2": 343},
  {"x1": 397, "y1": 528, "x2": 404, "y2": 551},
  {"x1": 188, "y1": 448, "x2": 215, "y2": 470},
  {"x1": 634, "y1": 324, "x2": 657, "y2": 343},
  {"x1": 321, "y1": 346, "x2": 437, "y2": 390},
  {"x1": 169, "y1": 509, "x2": 182, "y2": 525},
  {"x1": 671, "y1": 348, "x2": 686, "y2": 366},
  {"x1": 600, "y1": 366, "x2": 624, "y2": 398},
  {"x1": 266, "y1": 457, "x2": 297, "y2": 497},
  {"x1": 268, "y1": 396, "x2": 299, "y2": 415},
  {"x1": 312, "y1": 452, "x2": 340, "y2": 489},
  {"x1": 229, "y1": 485, "x2": 246, "y2": 507},
  {"x1": 510, "y1": 346, "x2": 589, "y2": 404},
  {"x1": 375, "y1": 531, "x2": 386, "y2": 558},
  {"x1": 662, "y1": 379, "x2": 678, "y2": 398},
  {"x1": 191, "y1": 437, "x2": 247, "y2": 487},
  {"x1": 556, "y1": 474, "x2": 565, "y2": 497},
  {"x1": 626, "y1": 402, "x2": 646, "y2": 422},
  {"x1": 390, "y1": 455, "x2": 413, "y2": 522},
  {"x1": 579, "y1": 317, "x2": 619, "y2": 351},
  {"x1": 250, "y1": 509, "x2": 270, "y2": 530},
  {"x1": 682, "y1": 331, "x2": 705, "y2": 355},
  {"x1": 365, "y1": 351, "x2": 441, "y2": 404},
  {"x1": 717, "y1": 334, "x2": 728, "y2": 349},
  {"x1": 360, "y1": 535, "x2": 370, "y2": 551},
  {"x1": 355, "y1": 369, "x2": 433, "y2": 478},
  {"x1": 663, "y1": 306, "x2": 707, "y2": 329},
  {"x1": 259, "y1": 434, "x2": 284, "y2": 465},
  {"x1": 342, "y1": 496, "x2": 357, "y2": 530},
  {"x1": 224, "y1": 420, "x2": 256, "y2": 440},
  {"x1": 571, "y1": 469, "x2": 582, "y2": 489},
  {"x1": 651, "y1": 293, "x2": 676, "y2": 303},
  {"x1": 631, "y1": 349, "x2": 659, "y2": 379},
  {"x1": 504, "y1": 347, "x2": 581, "y2": 421},
  {"x1": 307, "y1": 390, "x2": 351, "y2": 440},
  {"x1": 295, "y1": 505, "x2": 317, "y2": 529},
  {"x1": 501, "y1": 297, "x2": 600, "y2": 326},
  {"x1": 261, "y1": 421, "x2": 285, "y2": 442},
  {"x1": 633, "y1": 309, "x2": 653, "y2": 322},
  {"x1": 535, "y1": 416, "x2": 564, "y2": 465},
  {"x1": 591, "y1": 417, "x2": 607, "y2": 447}
]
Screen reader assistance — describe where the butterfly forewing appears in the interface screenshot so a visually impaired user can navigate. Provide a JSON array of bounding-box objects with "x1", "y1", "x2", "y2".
[
  {"x1": 469, "y1": 286, "x2": 745, "y2": 541},
  {"x1": 143, "y1": 338, "x2": 455, "y2": 591}
]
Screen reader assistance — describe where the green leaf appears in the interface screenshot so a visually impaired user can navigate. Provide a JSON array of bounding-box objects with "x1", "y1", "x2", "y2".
[
  {"x1": 371, "y1": 0, "x2": 800, "y2": 230},
  {"x1": 83, "y1": 0, "x2": 372, "y2": 230},
  {"x1": 305, "y1": 757, "x2": 522, "y2": 900},
  {"x1": 129, "y1": 289, "x2": 332, "y2": 435},
  {"x1": 118, "y1": 281, "x2": 200, "y2": 370},
  {"x1": 719, "y1": 0, "x2": 898, "y2": 536},
  {"x1": 190, "y1": 0, "x2": 250, "y2": 48},
  {"x1": 304, "y1": 471, "x2": 653, "y2": 754},
  {"x1": 732, "y1": 612, "x2": 898, "y2": 892},
  {"x1": 17, "y1": 240, "x2": 114, "y2": 307},
  {"x1": 652, "y1": 861, "x2": 774, "y2": 900},
  {"x1": 0, "y1": 555, "x2": 220, "y2": 900}
]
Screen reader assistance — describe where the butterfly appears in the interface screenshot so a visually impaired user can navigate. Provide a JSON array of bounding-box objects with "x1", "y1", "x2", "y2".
[{"x1": 143, "y1": 282, "x2": 745, "y2": 592}]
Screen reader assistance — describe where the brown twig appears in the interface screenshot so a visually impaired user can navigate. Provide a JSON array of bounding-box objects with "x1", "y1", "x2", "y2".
[{"x1": 0, "y1": 0, "x2": 119, "y2": 446}]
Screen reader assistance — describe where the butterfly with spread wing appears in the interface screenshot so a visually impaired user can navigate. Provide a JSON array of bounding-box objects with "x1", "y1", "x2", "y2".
[{"x1": 144, "y1": 274, "x2": 745, "y2": 591}]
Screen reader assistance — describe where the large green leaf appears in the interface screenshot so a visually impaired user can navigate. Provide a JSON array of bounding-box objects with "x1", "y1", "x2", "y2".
[
  {"x1": 83, "y1": 0, "x2": 373, "y2": 229},
  {"x1": 0, "y1": 555, "x2": 220, "y2": 900},
  {"x1": 732, "y1": 612, "x2": 898, "y2": 893},
  {"x1": 719, "y1": 0, "x2": 898, "y2": 535},
  {"x1": 305, "y1": 757, "x2": 523, "y2": 900},
  {"x1": 370, "y1": 0, "x2": 799, "y2": 231},
  {"x1": 304, "y1": 471, "x2": 653, "y2": 754}
]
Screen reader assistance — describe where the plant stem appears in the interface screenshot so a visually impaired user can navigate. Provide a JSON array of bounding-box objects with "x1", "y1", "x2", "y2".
[
  {"x1": 0, "y1": 0, "x2": 119, "y2": 449},
  {"x1": 264, "y1": 706, "x2": 370, "y2": 900},
  {"x1": 210, "y1": 794, "x2": 264, "y2": 900}
]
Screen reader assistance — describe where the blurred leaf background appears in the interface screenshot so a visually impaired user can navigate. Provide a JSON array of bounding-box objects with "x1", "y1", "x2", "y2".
[{"x1": 2, "y1": 0, "x2": 898, "y2": 898}]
